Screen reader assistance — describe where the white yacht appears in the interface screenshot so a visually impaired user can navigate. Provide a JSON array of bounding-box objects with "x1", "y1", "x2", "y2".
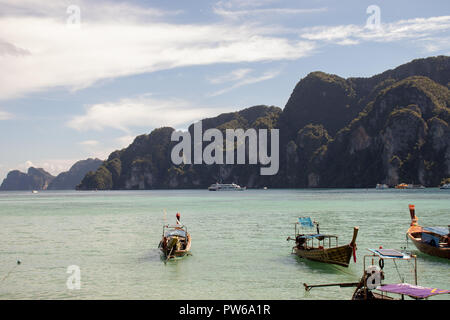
[
  {"x1": 440, "y1": 183, "x2": 450, "y2": 189},
  {"x1": 208, "y1": 183, "x2": 246, "y2": 191},
  {"x1": 375, "y1": 184, "x2": 389, "y2": 189}
]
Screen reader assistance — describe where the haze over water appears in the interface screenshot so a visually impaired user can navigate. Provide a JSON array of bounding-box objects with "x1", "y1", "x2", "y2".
[{"x1": 0, "y1": 189, "x2": 449, "y2": 300}]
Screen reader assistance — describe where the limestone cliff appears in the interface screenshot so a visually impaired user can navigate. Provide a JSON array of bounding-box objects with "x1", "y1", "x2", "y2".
[
  {"x1": 76, "y1": 56, "x2": 450, "y2": 189},
  {"x1": 0, "y1": 167, "x2": 54, "y2": 190}
]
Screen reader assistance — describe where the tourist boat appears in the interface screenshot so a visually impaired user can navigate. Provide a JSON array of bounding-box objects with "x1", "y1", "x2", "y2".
[
  {"x1": 287, "y1": 217, "x2": 359, "y2": 267},
  {"x1": 440, "y1": 183, "x2": 450, "y2": 189},
  {"x1": 208, "y1": 183, "x2": 246, "y2": 191},
  {"x1": 406, "y1": 204, "x2": 449, "y2": 259},
  {"x1": 304, "y1": 248, "x2": 450, "y2": 300},
  {"x1": 395, "y1": 183, "x2": 425, "y2": 189},
  {"x1": 158, "y1": 222, "x2": 191, "y2": 260},
  {"x1": 32, "y1": 190, "x2": 38, "y2": 194},
  {"x1": 375, "y1": 184, "x2": 389, "y2": 189}
]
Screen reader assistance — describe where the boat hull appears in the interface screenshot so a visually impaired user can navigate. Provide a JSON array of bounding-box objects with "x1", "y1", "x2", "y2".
[
  {"x1": 407, "y1": 232, "x2": 450, "y2": 259},
  {"x1": 293, "y1": 244, "x2": 354, "y2": 267}
]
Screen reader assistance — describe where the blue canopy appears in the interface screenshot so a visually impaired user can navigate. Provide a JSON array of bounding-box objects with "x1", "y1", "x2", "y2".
[
  {"x1": 422, "y1": 233, "x2": 440, "y2": 247},
  {"x1": 423, "y1": 227, "x2": 449, "y2": 236},
  {"x1": 368, "y1": 249, "x2": 411, "y2": 259},
  {"x1": 166, "y1": 229, "x2": 187, "y2": 238},
  {"x1": 298, "y1": 217, "x2": 314, "y2": 228},
  {"x1": 297, "y1": 234, "x2": 326, "y2": 239}
]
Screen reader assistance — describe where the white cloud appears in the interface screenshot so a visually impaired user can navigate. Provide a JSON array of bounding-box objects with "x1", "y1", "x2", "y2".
[
  {"x1": 67, "y1": 95, "x2": 224, "y2": 132},
  {"x1": 1, "y1": 1, "x2": 447, "y2": 101},
  {"x1": 216, "y1": 0, "x2": 279, "y2": 9},
  {"x1": 208, "y1": 69, "x2": 281, "y2": 97},
  {"x1": 213, "y1": 0, "x2": 327, "y2": 19},
  {"x1": 79, "y1": 140, "x2": 99, "y2": 146},
  {"x1": 12, "y1": 158, "x2": 77, "y2": 176},
  {"x1": 300, "y1": 16, "x2": 450, "y2": 45},
  {"x1": 207, "y1": 68, "x2": 253, "y2": 84},
  {"x1": 214, "y1": 7, "x2": 327, "y2": 19},
  {"x1": 0, "y1": 0, "x2": 176, "y2": 21},
  {"x1": 415, "y1": 36, "x2": 450, "y2": 54},
  {"x1": 116, "y1": 135, "x2": 136, "y2": 148},
  {"x1": 0, "y1": 109, "x2": 13, "y2": 120},
  {"x1": 0, "y1": 1, "x2": 316, "y2": 99}
]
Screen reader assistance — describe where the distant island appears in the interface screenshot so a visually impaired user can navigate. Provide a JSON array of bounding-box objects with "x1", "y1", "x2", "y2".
[
  {"x1": 0, "y1": 158, "x2": 102, "y2": 191},
  {"x1": 2, "y1": 56, "x2": 449, "y2": 190}
]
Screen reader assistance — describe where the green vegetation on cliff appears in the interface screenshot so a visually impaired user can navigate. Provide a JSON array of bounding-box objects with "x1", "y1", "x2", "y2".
[{"x1": 77, "y1": 56, "x2": 450, "y2": 190}]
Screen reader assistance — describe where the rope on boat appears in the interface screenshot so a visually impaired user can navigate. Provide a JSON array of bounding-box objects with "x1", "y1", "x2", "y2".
[
  {"x1": 163, "y1": 208, "x2": 167, "y2": 224},
  {"x1": 329, "y1": 264, "x2": 357, "y2": 277},
  {"x1": 404, "y1": 258, "x2": 417, "y2": 282},
  {"x1": 393, "y1": 259, "x2": 404, "y2": 283},
  {"x1": 165, "y1": 246, "x2": 174, "y2": 263},
  {"x1": 0, "y1": 260, "x2": 21, "y2": 286},
  {"x1": 405, "y1": 233, "x2": 409, "y2": 249}
]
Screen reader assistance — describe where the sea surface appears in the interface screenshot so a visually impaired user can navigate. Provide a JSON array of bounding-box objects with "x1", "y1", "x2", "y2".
[{"x1": 0, "y1": 188, "x2": 449, "y2": 300}]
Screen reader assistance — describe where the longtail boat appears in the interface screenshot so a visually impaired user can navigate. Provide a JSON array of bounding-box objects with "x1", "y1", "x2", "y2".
[
  {"x1": 158, "y1": 213, "x2": 191, "y2": 260},
  {"x1": 287, "y1": 217, "x2": 358, "y2": 267},
  {"x1": 407, "y1": 204, "x2": 450, "y2": 259},
  {"x1": 158, "y1": 224, "x2": 191, "y2": 260},
  {"x1": 304, "y1": 248, "x2": 450, "y2": 300}
]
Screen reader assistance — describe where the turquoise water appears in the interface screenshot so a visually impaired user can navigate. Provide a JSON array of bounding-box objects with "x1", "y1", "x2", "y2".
[{"x1": 0, "y1": 189, "x2": 449, "y2": 300}]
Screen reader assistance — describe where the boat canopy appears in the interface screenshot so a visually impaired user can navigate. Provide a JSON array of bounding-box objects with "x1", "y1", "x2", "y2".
[
  {"x1": 166, "y1": 229, "x2": 187, "y2": 238},
  {"x1": 368, "y1": 249, "x2": 411, "y2": 259},
  {"x1": 298, "y1": 217, "x2": 314, "y2": 228},
  {"x1": 297, "y1": 234, "x2": 336, "y2": 239},
  {"x1": 423, "y1": 226, "x2": 449, "y2": 236},
  {"x1": 377, "y1": 283, "x2": 450, "y2": 299},
  {"x1": 422, "y1": 233, "x2": 440, "y2": 247}
]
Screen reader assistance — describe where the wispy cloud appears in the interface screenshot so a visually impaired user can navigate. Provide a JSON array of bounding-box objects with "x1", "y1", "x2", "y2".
[
  {"x1": 418, "y1": 36, "x2": 450, "y2": 53},
  {"x1": 67, "y1": 95, "x2": 224, "y2": 132},
  {"x1": 300, "y1": 16, "x2": 450, "y2": 47},
  {"x1": 0, "y1": 0, "x2": 178, "y2": 21},
  {"x1": 214, "y1": 7, "x2": 327, "y2": 19},
  {"x1": 79, "y1": 140, "x2": 99, "y2": 147},
  {"x1": 0, "y1": 109, "x2": 13, "y2": 120},
  {"x1": 213, "y1": 0, "x2": 327, "y2": 19},
  {"x1": 216, "y1": 0, "x2": 279, "y2": 9},
  {"x1": 0, "y1": 1, "x2": 315, "y2": 99},
  {"x1": 208, "y1": 68, "x2": 281, "y2": 97},
  {"x1": 207, "y1": 68, "x2": 253, "y2": 84}
]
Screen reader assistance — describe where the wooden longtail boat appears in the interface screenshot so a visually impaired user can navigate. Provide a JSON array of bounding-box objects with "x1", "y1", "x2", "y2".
[
  {"x1": 407, "y1": 204, "x2": 450, "y2": 259},
  {"x1": 287, "y1": 217, "x2": 358, "y2": 267},
  {"x1": 304, "y1": 248, "x2": 450, "y2": 300},
  {"x1": 158, "y1": 224, "x2": 191, "y2": 260}
]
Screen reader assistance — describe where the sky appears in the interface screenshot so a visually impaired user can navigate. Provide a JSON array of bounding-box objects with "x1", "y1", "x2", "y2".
[{"x1": 0, "y1": 0, "x2": 449, "y2": 181}]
